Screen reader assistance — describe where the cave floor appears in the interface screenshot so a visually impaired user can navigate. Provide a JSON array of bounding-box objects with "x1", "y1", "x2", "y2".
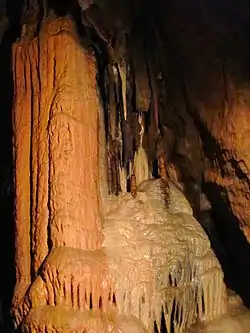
[{"x1": 186, "y1": 292, "x2": 250, "y2": 333}]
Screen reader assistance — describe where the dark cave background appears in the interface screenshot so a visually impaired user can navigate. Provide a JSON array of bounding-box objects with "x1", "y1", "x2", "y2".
[{"x1": 1, "y1": 0, "x2": 250, "y2": 331}]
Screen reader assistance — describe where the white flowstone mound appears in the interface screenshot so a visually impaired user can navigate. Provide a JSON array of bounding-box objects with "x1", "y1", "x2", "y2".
[
  {"x1": 17, "y1": 179, "x2": 227, "y2": 333},
  {"x1": 103, "y1": 179, "x2": 227, "y2": 332}
]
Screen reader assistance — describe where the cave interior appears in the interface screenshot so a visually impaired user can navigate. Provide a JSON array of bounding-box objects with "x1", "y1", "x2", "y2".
[{"x1": 1, "y1": 0, "x2": 250, "y2": 332}]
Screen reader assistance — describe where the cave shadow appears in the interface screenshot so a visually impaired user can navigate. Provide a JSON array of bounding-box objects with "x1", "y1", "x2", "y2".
[
  {"x1": 188, "y1": 106, "x2": 250, "y2": 305},
  {"x1": 177, "y1": 71, "x2": 250, "y2": 306},
  {"x1": 203, "y1": 181, "x2": 250, "y2": 307}
]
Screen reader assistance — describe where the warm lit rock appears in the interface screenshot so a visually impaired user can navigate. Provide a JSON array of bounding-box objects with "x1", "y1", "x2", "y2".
[{"x1": 11, "y1": 16, "x2": 104, "y2": 309}]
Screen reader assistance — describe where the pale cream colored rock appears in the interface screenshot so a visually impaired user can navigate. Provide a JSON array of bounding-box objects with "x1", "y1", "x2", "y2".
[
  {"x1": 21, "y1": 305, "x2": 148, "y2": 333},
  {"x1": 186, "y1": 292, "x2": 250, "y2": 333}
]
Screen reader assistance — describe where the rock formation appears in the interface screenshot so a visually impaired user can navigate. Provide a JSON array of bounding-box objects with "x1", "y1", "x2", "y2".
[
  {"x1": 0, "y1": 0, "x2": 249, "y2": 332},
  {"x1": 11, "y1": 16, "x2": 103, "y2": 309},
  {"x1": 10, "y1": 15, "x2": 228, "y2": 333}
]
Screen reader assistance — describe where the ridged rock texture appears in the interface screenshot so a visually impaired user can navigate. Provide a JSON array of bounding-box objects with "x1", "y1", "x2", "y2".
[
  {"x1": 12, "y1": 17, "x2": 103, "y2": 308},
  {"x1": 11, "y1": 16, "x2": 228, "y2": 333}
]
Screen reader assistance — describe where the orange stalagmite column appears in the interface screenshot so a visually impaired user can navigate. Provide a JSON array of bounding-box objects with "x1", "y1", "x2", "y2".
[{"x1": 12, "y1": 17, "x2": 104, "y2": 308}]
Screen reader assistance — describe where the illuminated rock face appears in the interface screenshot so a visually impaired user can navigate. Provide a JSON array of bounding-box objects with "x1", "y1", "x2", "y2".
[
  {"x1": 11, "y1": 17, "x2": 227, "y2": 333},
  {"x1": 11, "y1": 16, "x2": 103, "y2": 308},
  {"x1": 103, "y1": 179, "x2": 227, "y2": 332}
]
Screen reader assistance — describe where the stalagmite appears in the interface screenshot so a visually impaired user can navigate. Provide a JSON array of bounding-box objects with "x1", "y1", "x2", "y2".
[
  {"x1": 134, "y1": 113, "x2": 149, "y2": 186},
  {"x1": 11, "y1": 16, "x2": 104, "y2": 315},
  {"x1": 134, "y1": 147, "x2": 149, "y2": 186},
  {"x1": 119, "y1": 166, "x2": 127, "y2": 193}
]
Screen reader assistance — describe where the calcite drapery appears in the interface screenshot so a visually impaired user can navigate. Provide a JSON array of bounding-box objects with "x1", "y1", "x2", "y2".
[
  {"x1": 12, "y1": 16, "x2": 103, "y2": 308},
  {"x1": 103, "y1": 179, "x2": 228, "y2": 332}
]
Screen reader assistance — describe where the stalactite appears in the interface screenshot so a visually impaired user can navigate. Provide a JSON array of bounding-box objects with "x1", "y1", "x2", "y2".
[
  {"x1": 106, "y1": 64, "x2": 117, "y2": 141},
  {"x1": 104, "y1": 35, "x2": 151, "y2": 194},
  {"x1": 115, "y1": 60, "x2": 128, "y2": 192},
  {"x1": 134, "y1": 112, "x2": 149, "y2": 186},
  {"x1": 122, "y1": 59, "x2": 135, "y2": 172},
  {"x1": 128, "y1": 24, "x2": 151, "y2": 113},
  {"x1": 98, "y1": 86, "x2": 109, "y2": 204},
  {"x1": 117, "y1": 58, "x2": 127, "y2": 121},
  {"x1": 106, "y1": 63, "x2": 123, "y2": 196}
]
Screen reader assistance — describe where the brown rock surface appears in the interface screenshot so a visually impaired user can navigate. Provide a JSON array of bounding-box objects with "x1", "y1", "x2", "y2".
[{"x1": 159, "y1": 0, "x2": 250, "y2": 241}]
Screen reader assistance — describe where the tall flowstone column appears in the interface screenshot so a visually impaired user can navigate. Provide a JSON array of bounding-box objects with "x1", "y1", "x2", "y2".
[{"x1": 11, "y1": 16, "x2": 104, "y2": 311}]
